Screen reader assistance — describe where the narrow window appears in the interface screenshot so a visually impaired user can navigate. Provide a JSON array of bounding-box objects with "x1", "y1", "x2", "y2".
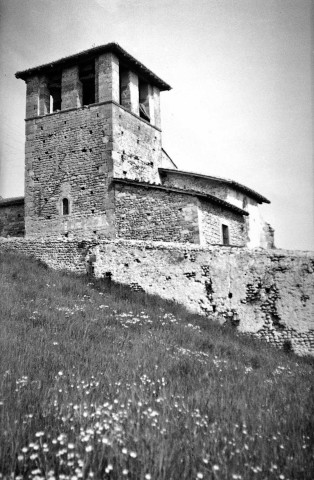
[
  {"x1": 62, "y1": 198, "x2": 69, "y2": 215},
  {"x1": 79, "y1": 61, "x2": 95, "y2": 106},
  {"x1": 139, "y1": 79, "x2": 150, "y2": 122},
  {"x1": 222, "y1": 224, "x2": 229, "y2": 245}
]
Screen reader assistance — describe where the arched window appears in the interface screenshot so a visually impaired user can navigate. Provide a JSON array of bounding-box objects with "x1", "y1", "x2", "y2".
[{"x1": 62, "y1": 198, "x2": 69, "y2": 215}]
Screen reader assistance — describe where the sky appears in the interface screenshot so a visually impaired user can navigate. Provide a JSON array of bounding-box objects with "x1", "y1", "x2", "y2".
[{"x1": 0, "y1": 0, "x2": 313, "y2": 251}]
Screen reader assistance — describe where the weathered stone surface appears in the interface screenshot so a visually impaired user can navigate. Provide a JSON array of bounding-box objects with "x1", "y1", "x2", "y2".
[
  {"x1": 114, "y1": 183, "x2": 247, "y2": 246},
  {"x1": 160, "y1": 171, "x2": 273, "y2": 249},
  {"x1": 1, "y1": 237, "x2": 313, "y2": 356},
  {"x1": 0, "y1": 200, "x2": 24, "y2": 237}
]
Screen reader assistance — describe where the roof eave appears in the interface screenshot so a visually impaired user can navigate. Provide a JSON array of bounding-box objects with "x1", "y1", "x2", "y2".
[
  {"x1": 15, "y1": 42, "x2": 172, "y2": 91},
  {"x1": 0, "y1": 196, "x2": 24, "y2": 207},
  {"x1": 159, "y1": 168, "x2": 270, "y2": 204}
]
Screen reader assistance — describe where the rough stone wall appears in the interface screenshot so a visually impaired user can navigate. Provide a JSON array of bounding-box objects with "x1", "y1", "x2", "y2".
[
  {"x1": 198, "y1": 199, "x2": 247, "y2": 246},
  {"x1": 0, "y1": 203, "x2": 25, "y2": 237},
  {"x1": 112, "y1": 104, "x2": 162, "y2": 183},
  {"x1": 161, "y1": 173, "x2": 229, "y2": 199},
  {"x1": 115, "y1": 183, "x2": 200, "y2": 243},
  {"x1": 1, "y1": 238, "x2": 313, "y2": 356},
  {"x1": 24, "y1": 103, "x2": 115, "y2": 239},
  {"x1": 161, "y1": 172, "x2": 273, "y2": 249}
]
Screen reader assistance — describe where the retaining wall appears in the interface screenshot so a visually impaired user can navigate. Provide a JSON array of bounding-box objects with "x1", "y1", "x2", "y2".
[{"x1": 1, "y1": 237, "x2": 313, "y2": 356}]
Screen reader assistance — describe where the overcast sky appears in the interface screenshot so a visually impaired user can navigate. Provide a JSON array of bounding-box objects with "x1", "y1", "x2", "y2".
[{"x1": 0, "y1": 0, "x2": 313, "y2": 250}]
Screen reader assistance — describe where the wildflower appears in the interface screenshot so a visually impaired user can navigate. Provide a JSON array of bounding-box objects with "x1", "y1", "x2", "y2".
[
  {"x1": 105, "y1": 464, "x2": 113, "y2": 473},
  {"x1": 122, "y1": 469, "x2": 128, "y2": 476},
  {"x1": 213, "y1": 465, "x2": 220, "y2": 471},
  {"x1": 17, "y1": 455, "x2": 24, "y2": 461},
  {"x1": 30, "y1": 453, "x2": 38, "y2": 460},
  {"x1": 85, "y1": 445, "x2": 93, "y2": 452},
  {"x1": 130, "y1": 451, "x2": 137, "y2": 458},
  {"x1": 35, "y1": 431, "x2": 45, "y2": 437},
  {"x1": 58, "y1": 371, "x2": 63, "y2": 376},
  {"x1": 122, "y1": 447, "x2": 128, "y2": 454},
  {"x1": 68, "y1": 443, "x2": 75, "y2": 449},
  {"x1": 197, "y1": 474, "x2": 204, "y2": 479}
]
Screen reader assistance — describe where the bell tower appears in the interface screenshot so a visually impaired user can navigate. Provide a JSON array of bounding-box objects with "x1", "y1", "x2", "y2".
[{"x1": 16, "y1": 43, "x2": 171, "y2": 239}]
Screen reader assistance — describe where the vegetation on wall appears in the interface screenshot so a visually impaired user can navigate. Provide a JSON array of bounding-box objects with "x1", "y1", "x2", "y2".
[{"x1": 1, "y1": 253, "x2": 313, "y2": 479}]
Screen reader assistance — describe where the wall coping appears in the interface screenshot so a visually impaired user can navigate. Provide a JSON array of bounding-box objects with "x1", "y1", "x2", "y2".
[{"x1": 0, "y1": 237, "x2": 313, "y2": 258}]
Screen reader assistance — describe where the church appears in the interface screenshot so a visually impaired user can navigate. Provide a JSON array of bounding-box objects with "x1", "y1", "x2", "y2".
[{"x1": 0, "y1": 43, "x2": 274, "y2": 249}]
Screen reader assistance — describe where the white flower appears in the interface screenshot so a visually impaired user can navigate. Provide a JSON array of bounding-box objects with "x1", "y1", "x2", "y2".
[
  {"x1": 213, "y1": 465, "x2": 220, "y2": 471},
  {"x1": 105, "y1": 464, "x2": 113, "y2": 473},
  {"x1": 85, "y1": 445, "x2": 93, "y2": 452},
  {"x1": 197, "y1": 473, "x2": 203, "y2": 479},
  {"x1": 130, "y1": 451, "x2": 137, "y2": 458},
  {"x1": 122, "y1": 469, "x2": 128, "y2": 475}
]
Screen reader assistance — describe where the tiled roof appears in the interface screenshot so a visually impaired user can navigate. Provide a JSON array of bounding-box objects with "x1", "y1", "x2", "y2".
[
  {"x1": 113, "y1": 178, "x2": 249, "y2": 216},
  {"x1": 159, "y1": 168, "x2": 270, "y2": 204},
  {"x1": 15, "y1": 43, "x2": 171, "y2": 91},
  {"x1": 0, "y1": 196, "x2": 24, "y2": 207}
]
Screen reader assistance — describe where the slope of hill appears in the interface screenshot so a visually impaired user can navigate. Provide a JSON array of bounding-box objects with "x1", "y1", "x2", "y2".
[{"x1": 1, "y1": 252, "x2": 313, "y2": 479}]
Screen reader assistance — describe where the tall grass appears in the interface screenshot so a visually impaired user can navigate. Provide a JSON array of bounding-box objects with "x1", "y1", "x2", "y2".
[{"x1": 0, "y1": 252, "x2": 313, "y2": 479}]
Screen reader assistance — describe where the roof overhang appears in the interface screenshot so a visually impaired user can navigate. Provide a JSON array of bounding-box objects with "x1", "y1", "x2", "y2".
[
  {"x1": 159, "y1": 168, "x2": 270, "y2": 204},
  {"x1": 113, "y1": 178, "x2": 249, "y2": 216},
  {"x1": 15, "y1": 43, "x2": 171, "y2": 91},
  {"x1": 0, "y1": 197, "x2": 24, "y2": 207}
]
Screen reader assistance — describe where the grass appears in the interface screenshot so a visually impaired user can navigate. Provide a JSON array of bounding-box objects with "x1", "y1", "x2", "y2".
[{"x1": 0, "y1": 251, "x2": 313, "y2": 480}]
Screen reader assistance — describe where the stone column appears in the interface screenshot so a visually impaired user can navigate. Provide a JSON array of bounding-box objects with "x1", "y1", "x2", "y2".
[
  {"x1": 25, "y1": 76, "x2": 39, "y2": 119},
  {"x1": 153, "y1": 86, "x2": 161, "y2": 129},
  {"x1": 38, "y1": 76, "x2": 50, "y2": 115},
  {"x1": 97, "y1": 52, "x2": 120, "y2": 103},
  {"x1": 147, "y1": 85, "x2": 155, "y2": 125},
  {"x1": 61, "y1": 66, "x2": 82, "y2": 110}
]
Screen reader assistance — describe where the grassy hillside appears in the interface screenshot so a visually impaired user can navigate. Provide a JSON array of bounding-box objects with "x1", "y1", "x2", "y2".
[{"x1": 0, "y1": 252, "x2": 313, "y2": 480}]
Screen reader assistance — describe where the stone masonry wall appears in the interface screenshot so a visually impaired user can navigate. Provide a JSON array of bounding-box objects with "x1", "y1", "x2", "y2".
[
  {"x1": 25, "y1": 103, "x2": 115, "y2": 239},
  {"x1": 161, "y1": 173, "x2": 230, "y2": 200},
  {"x1": 198, "y1": 199, "x2": 247, "y2": 246},
  {"x1": 161, "y1": 172, "x2": 274, "y2": 249},
  {"x1": 115, "y1": 183, "x2": 200, "y2": 243},
  {"x1": 0, "y1": 203, "x2": 25, "y2": 237},
  {"x1": 112, "y1": 104, "x2": 162, "y2": 184},
  {"x1": 0, "y1": 237, "x2": 313, "y2": 356}
]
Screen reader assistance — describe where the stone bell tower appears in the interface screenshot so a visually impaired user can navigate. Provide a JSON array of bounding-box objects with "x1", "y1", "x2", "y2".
[{"x1": 16, "y1": 43, "x2": 171, "y2": 239}]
